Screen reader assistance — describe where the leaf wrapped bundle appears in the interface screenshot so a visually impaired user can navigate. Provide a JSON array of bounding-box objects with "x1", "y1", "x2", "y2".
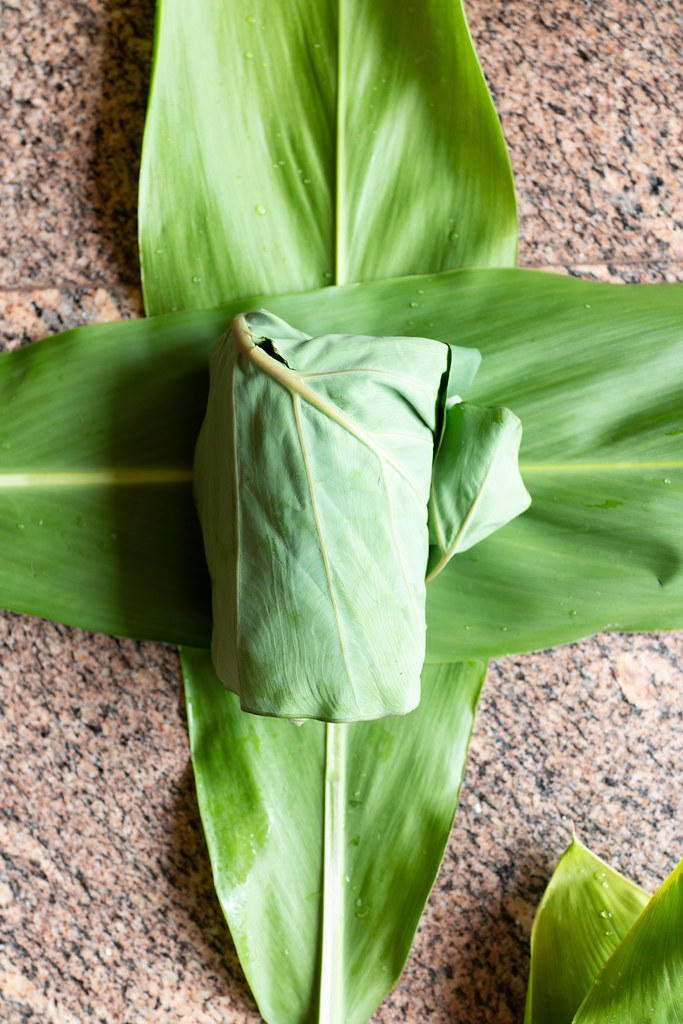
[{"x1": 194, "y1": 310, "x2": 529, "y2": 722}]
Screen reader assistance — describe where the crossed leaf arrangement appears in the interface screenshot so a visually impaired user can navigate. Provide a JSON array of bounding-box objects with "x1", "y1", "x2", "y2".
[{"x1": 1, "y1": 1, "x2": 682, "y2": 1021}]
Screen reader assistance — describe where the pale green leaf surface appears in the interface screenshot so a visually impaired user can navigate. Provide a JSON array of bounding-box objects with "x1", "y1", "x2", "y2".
[
  {"x1": 0, "y1": 271, "x2": 680, "y2": 653},
  {"x1": 181, "y1": 647, "x2": 486, "y2": 1024},
  {"x1": 525, "y1": 838, "x2": 649, "y2": 1024},
  {"x1": 427, "y1": 401, "x2": 530, "y2": 581},
  {"x1": 573, "y1": 858, "x2": 683, "y2": 1024},
  {"x1": 194, "y1": 310, "x2": 452, "y2": 721},
  {"x1": 139, "y1": 0, "x2": 516, "y2": 314}
]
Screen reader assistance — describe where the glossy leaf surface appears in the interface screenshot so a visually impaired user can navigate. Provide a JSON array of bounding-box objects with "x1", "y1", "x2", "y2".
[
  {"x1": 0, "y1": 311, "x2": 218, "y2": 644},
  {"x1": 1, "y1": 270, "x2": 680, "y2": 655},
  {"x1": 525, "y1": 838, "x2": 648, "y2": 1024},
  {"x1": 426, "y1": 270, "x2": 683, "y2": 658},
  {"x1": 181, "y1": 648, "x2": 486, "y2": 1024},
  {"x1": 139, "y1": 0, "x2": 516, "y2": 313},
  {"x1": 575, "y1": 858, "x2": 683, "y2": 1024}
]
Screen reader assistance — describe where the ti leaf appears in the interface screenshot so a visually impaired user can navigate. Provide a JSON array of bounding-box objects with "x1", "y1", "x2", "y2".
[
  {"x1": 139, "y1": 0, "x2": 516, "y2": 312},
  {"x1": 1, "y1": 270, "x2": 680, "y2": 654},
  {"x1": 181, "y1": 648, "x2": 486, "y2": 1024},
  {"x1": 525, "y1": 837, "x2": 649, "y2": 1024},
  {"x1": 0, "y1": 310, "x2": 216, "y2": 644},
  {"x1": 526, "y1": 839, "x2": 683, "y2": 1024},
  {"x1": 426, "y1": 269, "x2": 683, "y2": 658},
  {"x1": 574, "y1": 858, "x2": 683, "y2": 1024}
]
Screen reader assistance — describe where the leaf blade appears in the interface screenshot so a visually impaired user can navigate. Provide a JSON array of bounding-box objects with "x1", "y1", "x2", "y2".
[
  {"x1": 195, "y1": 311, "x2": 454, "y2": 720},
  {"x1": 427, "y1": 401, "x2": 530, "y2": 581},
  {"x1": 139, "y1": 0, "x2": 516, "y2": 312},
  {"x1": 573, "y1": 858, "x2": 683, "y2": 1024},
  {"x1": 1, "y1": 270, "x2": 680, "y2": 653},
  {"x1": 181, "y1": 647, "x2": 486, "y2": 1023},
  {"x1": 525, "y1": 838, "x2": 649, "y2": 1024}
]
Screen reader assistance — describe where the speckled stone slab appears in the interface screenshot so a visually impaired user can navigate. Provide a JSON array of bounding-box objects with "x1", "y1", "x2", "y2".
[
  {"x1": 0, "y1": 1, "x2": 153, "y2": 289},
  {"x1": 471, "y1": 0, "x2": 683, "y2": 271},
  {"x1": 1, "y1": 1, "x2": 682, "y2": 1022}
]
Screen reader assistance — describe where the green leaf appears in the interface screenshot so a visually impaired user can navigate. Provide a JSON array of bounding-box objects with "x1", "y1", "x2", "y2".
[
  {"x1": 427, "y1": 401, "x2": 530, "y2": 581},
  {"x1": 425, "y1": 269, "x2": 683, "y2": 658},
  {"x1": 525, "y1": 837, "x2": 649, "y2": 1024},
  {"x1": 1, "y1": 270, "x2": 680, "y2": 654},
  {"x1": 139, "y1": 0, "x2": 516, "y2": 313},
  {"x1": 195, "y1": 310, "x2": 452, "y2": 721},
  {"x1": 181, "y1": 647, "x2": 486, "y2": 1023},
  {"x1": 0, "y1": 310, "x2": 219, "y2": 644},
  {"x1": 574, "y1": 858, "x2": 683, "y2": 1024}
]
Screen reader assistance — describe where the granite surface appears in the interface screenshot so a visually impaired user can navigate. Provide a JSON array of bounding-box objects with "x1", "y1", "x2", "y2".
[{"x1": 1, "y1": 1, "x2": 681, "y2": 1022}]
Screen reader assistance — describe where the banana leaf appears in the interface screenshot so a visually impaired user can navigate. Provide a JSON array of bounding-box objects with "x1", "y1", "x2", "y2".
[
  {"x1": 1, "y1": 270, "x2": 681, "y2": 655},
  {"x1": 525, "y1": 837, "x2": 649, "y2": 1024},
  {"x1": 139, "y1": 0, "x2": 516, "y2": 313},
  {"x1": 574, "y1": 858, "x2": 683, "y2": 1023},
  {"x1": 181, "y1": 647, "x2": 486, "y2": 1023}
]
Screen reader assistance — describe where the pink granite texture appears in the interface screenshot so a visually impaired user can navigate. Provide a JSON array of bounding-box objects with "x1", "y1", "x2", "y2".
[{"x1": 1, "y1": 1, "x2": 681, "y2": 1022}]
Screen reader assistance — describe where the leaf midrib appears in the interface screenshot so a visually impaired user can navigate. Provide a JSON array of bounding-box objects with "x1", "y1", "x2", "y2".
[
  {"x1": 1, "y1": 460, "x2": 678, "y2": 491},
  {"x1": 235, "y1": 316, "x2": 425, "y2": 505},
  {"x1": 520, "y1": 460, "x2": 682, "y2": 472},
  {"x1": 0, "y1": 469, "x2": 193, "y2": 488},
  {"x1": 291, "y1": 391, "x2": 357, "y2": 705}
]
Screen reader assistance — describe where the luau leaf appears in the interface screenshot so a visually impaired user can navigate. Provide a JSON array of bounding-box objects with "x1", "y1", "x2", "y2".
[
  {"x1": 2, "y1": 0, "x2": 680, "y2": 1015},
  {"x1": 427, "y1": 401, "x2": 530, "y2": 582},
  {"x1": 194, "y1": 310, "x2": 525, "y2": 720}
]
